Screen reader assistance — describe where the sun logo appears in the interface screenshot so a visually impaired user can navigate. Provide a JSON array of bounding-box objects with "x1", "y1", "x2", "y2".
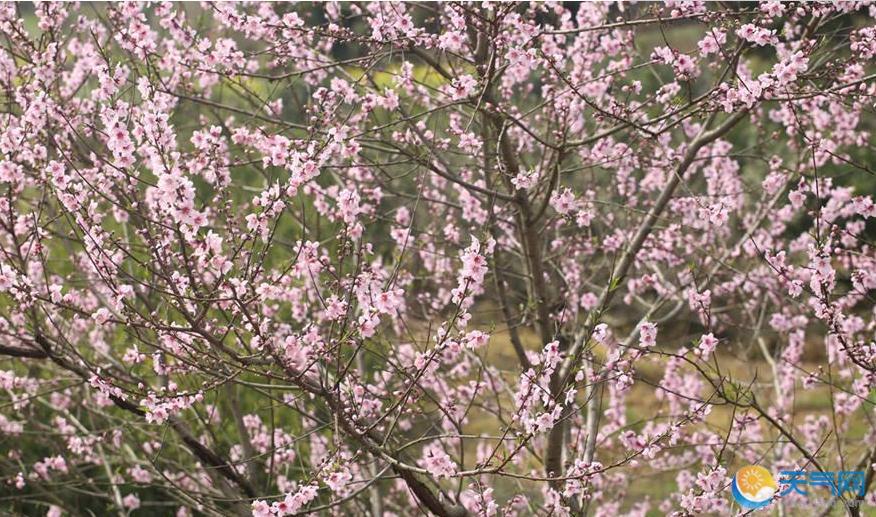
[{"x1": 732, "y1": 465, "x2": 777, "y2": 509}]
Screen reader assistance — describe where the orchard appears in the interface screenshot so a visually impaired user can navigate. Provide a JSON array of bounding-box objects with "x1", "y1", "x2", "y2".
[{"x1": 0, "y1": 2, "x2": 875, "y2": 516}]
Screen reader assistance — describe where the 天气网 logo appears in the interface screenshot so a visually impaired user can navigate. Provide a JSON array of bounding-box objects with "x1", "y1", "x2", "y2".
[
  {"x1": 731, "y1": 466, "x2": 867, "y2": 510},
  {"x1": 732, "y1": 465, "x2": 778, "y2": 509}
]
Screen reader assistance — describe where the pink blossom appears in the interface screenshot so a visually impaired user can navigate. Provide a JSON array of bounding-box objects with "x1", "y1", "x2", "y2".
[
  {"x1": 511, "y1": 170, "x2": 538, "y2": 190},
  {"x1": 736, "y1": 24, "x2": 776, "y2": 46},
  {"x1": 639, "y1": 322, "x2": 657, "y2": 348},
  {"x1": 419, "y1": 443, "x2": 456, "y2": 479},
  {"x1": 251, "y1": 500, "x2": 272, "y2": 517},
  {"x1": 449, "y1": 74, "x2": 477, "y2": 100},
  {"x1": 122, "y1": 493, "x2": 140, "y2": 510},
  {"x1": 324, "y1": 467, "x2": 352, "y2": 493},
  {"x1": 92, "y1": 308, "x2": 112, "y2": 325},
  {"x1": 696, "y1": 333, "x2": 719, "y2": 360},
  {"x1": 697, "y1": 30, "x2": 726, "y2": 55},
  {"x1": 550, "y1": 188, "x2": 577, "y2": 215},
  {"x1": 0, "y1": 5, "x2": 871, "y2": 516}
]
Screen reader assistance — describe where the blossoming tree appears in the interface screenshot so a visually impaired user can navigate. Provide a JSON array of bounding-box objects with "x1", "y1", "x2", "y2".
[{"x1": 1, "y1": 2, "x2": 876, "y2": 516}]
